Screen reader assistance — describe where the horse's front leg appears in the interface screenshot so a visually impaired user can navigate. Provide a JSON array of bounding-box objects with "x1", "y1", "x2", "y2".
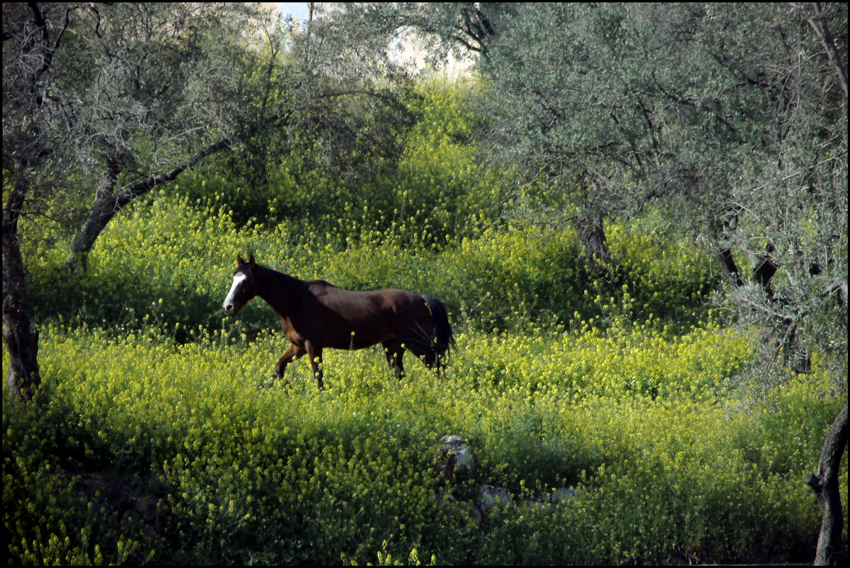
[
  {"x1": 276, "y1": 343, "x2": 306, "y2": 378},
  {"x1": 304, "y1": 340, "x2": 324, "y2": 389}
]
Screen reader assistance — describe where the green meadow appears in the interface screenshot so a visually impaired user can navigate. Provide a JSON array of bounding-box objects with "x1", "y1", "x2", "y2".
[
  {"x1": 4, "y1": 190, "x2": 845, "y2": 565},
  {"x1": 4, "y1": 69, "x2": 846, "y2": 565}
]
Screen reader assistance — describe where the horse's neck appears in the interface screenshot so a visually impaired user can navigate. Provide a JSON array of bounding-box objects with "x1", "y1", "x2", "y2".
[{"x1": 255, "y1": 265, "x2": 304, "y2": 316}]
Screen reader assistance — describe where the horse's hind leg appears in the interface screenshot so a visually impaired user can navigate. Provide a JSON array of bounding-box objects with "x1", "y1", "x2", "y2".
[
  {"x1": 276, "y1": 343, "x2": 306, "y2": 379},
  {"x1": 382, "y1": 340, "x2": 405, "y2": 380},
  {"x1": 423, "y1": 349, "x2": 448, "y2": 378},
  {"x1": 304, "y1": 340, "x2": 324, "y2": 389}
]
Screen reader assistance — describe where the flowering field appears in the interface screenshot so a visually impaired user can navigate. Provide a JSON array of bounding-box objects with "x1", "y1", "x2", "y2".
[{"x1": 4, "y1": 193, "x2": 845, "y2": 565}]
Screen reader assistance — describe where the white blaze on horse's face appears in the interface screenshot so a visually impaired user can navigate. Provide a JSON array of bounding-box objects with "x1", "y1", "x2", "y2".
[{"x1": 223, "y1": 272, "x2": 249, "y2": 315}]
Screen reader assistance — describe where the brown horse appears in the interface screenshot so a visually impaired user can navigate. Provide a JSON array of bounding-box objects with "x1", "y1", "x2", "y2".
[{"x1": 222, "y1": 255, "x2": 455, "y2": 388}]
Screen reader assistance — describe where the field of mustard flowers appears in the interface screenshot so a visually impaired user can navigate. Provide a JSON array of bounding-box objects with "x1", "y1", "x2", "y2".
[
  {"x1": 4, "y1": 74, "x2": 847, "y2": 565},
  {"x1": 4, "y1": 191, "x2": 846, "y2": 565}
]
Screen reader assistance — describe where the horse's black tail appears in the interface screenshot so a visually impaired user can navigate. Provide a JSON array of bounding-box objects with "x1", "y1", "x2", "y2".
[{"x1": 422, "y1": 295, "x2": 456, "y2": 367}]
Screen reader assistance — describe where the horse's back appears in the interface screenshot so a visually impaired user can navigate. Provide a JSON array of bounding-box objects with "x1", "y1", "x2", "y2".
[
  {"x1": 307, "y1": 280, "x2": 417, "y2": 306},
  {"x1": 306, "y1": 281, "x2": 416, "y2": 311}
]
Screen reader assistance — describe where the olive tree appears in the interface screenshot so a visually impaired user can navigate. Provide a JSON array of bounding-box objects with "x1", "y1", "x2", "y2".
[
  {"x1": 348, "y1": 2, "x2": 846, "y2": 366},
  {"x1": 192, "y1": 2, "x2": 419, "y2": 230},
  {"x1": 286, "y1": 3, "x2": 418, "y2": 185},
  {"x1": 534, "y1": 5, "x2": 845, "y2": 562},
  {"x1": 2, "y1": 2, "x2": 291, "y2": 401},
  {"x1": 485, "y1": 5, "x2": 848, "y2": 560}
]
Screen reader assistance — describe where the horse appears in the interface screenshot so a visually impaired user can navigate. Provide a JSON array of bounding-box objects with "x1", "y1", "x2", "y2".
[{"x1": 222, "y1": 255, "x2": 455, "y2": 389}]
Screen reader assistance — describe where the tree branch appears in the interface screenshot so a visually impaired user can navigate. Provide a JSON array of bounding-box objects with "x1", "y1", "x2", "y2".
[
  {"x1": 115, "y1": 137, "x2": 233, "y2": 209},
  {"x1": 808, "y1": 3, "x2": 849, "y2": 100}
]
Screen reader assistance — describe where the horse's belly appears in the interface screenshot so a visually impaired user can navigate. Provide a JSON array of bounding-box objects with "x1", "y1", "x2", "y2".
[{"x1": 325, "y1": 326, "x2": 392, "y2": 350}]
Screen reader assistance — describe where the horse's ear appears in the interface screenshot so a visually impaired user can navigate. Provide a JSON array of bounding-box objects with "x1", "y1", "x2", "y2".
[
  {"x1": 249, "y1": 254, "x2": 255, "y2": 267},
  {"x1": 237, "y1": 254, "x2": 244, "y2": 265}
]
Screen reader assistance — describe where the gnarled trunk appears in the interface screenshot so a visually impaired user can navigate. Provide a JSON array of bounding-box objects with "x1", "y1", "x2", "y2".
[
  {"x1": 572, "y1": 213, "x2": 612, "y2": 266},
  {"x1": 805, "y1": 403, "x2": 848, "y2": 566},
  {"x1": 3, "y1": 168, "x2": 41, "y2": 402}
]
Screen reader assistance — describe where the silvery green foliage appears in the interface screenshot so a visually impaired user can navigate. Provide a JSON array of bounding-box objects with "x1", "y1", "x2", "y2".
[
  {"x1": 3, "y1": 3, "x2": 280, "y2": 227},
  {"x1": 241, "y1": 3, "x2": 418, "y2": 191},
  {"x1": 480, "y1": 5, "x2": 845, "y2": 220}
]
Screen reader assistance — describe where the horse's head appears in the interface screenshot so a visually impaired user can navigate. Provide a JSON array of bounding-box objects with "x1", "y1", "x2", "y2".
[{"x1": 223, "y1": 254, "x2": 259, "y2": 316}]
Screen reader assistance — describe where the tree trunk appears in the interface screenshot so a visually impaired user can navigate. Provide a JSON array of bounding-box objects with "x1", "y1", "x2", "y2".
[
  {"x1": 65, "y1": 196, "x2": 122, "y2": 274},
  {"x1": 3, "y1": 168, "x2": 41, "y2": 403},
  {"x1": 572, "y1": 213, "x2": 612, "y2": 266},
  {"x1": 717, "y1": 248, "x2": 745, "y2": 287},
  {"x1": 753, "y1": 243, "x2": 778, "y2": 298},
  {"x1": 805, "y1": 403, "x2": 848, "y2": 566},
  {"x1": 65, "y1": 155, "x2": 122, "y2": 273}
]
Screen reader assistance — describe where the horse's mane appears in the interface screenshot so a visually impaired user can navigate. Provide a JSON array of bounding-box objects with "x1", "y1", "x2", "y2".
[{"x1": 250, "y1": 262, "x2": 295, "y2": 284}]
